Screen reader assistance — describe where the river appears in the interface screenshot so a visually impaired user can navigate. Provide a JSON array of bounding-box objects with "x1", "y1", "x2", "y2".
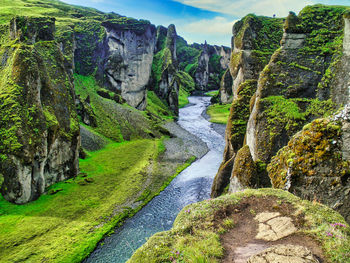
[{"x1": 85, "y1": 96, "x2": 225, "y2": 263}]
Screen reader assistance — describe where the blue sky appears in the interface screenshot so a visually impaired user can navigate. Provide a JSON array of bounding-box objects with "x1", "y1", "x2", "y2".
[{"x1": 61, "y1": 0, "x2": 350, "y2": 47}]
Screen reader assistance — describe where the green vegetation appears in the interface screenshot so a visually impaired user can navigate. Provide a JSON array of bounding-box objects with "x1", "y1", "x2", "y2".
[
  {"x1": 207, "y1": 104, "x2": 231, "y2": 124},
  {"x1": 176, "y1": 71, "x2": 195, "y2": 108},
  {"x1": 179, "y1": 87, "x2": 190, "y2": 108},
  {"x1": 176, "y1": 36, "x2": 201, "y2": 74},
  {"x1": 205, "y1": 90, "x2": 219, "y2": 97},
  {"x1": 128, "y1": 189, "x2": 350, "y2": 263},
  {"x1": 146, "y1": 90, "x2": 174, "y2": 120},
  {"x1": 233, "y1": 14, "x2": 284, "y2": 52},
  {"x1": 262, "y1": 96, "x2": 336, "y2": 134},
  {"x1": 0, "y1": 139, "x2": 166, "y2": 263},
  {"x1": 74, "y1": 74, "x2": 124, "y2": 141}
]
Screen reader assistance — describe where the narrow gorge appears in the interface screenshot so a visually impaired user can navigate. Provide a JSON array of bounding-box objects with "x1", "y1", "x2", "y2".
[{"x1": 0, "y1": 1, "x2": 349, "y2": 263}]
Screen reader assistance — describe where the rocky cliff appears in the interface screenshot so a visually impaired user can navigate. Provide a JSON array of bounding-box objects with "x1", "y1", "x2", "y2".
[
  {"x1": 73, "y1": 16, "x2": 156, "y2": 111},
  {"x1": 0, "y1": 17, "x2": 80, "y2": 204},
  {"x1": 102, "y1": 19, "x2": 156, "y2": 110},
  {"x1": 212, "y1": 14, "x2": 284, "y2": 197},
  {"x1": 213, "y1": 5, "x2": 350, "y2": 221},
  {"x1": 150, "y1": 25, "x2": 179, "y2": 115},
  {"x1": 177, "y1": 37, "x2": 231, "y2": 91}
]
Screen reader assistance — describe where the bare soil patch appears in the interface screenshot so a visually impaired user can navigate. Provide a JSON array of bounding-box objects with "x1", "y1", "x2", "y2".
[{"x1": 215, "y1": 196, "x2": 325, "y2": 263}]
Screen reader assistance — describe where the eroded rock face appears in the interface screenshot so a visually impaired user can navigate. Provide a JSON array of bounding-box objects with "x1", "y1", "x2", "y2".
[
  {"x1": 268, "y1": 114, "x2": 350, "y2": 222},
  {"x1": 247, "y1": 245, "x2": 319, "y2": 263},
  {"x1": 211, "y1": 14, "x2": 283, "y2": 197},
  {"x1": 194, "y1": 42, "x2": 210, "y2": 90},
  {"x1": 150, "y1": 24, "x2": 179, "y2": 115},
  {"x1": 0, "y1": 17, "x2": 80, "y2": 204},
  {"x1": 219, "y1": 7, "x2": 347, "y2": 200},
  {"x1": 220, "y1": 69, "x2": 233, "y2": 104},
  {"x1": 103, "y1": 21, "x2": 156, "y2": 110}
]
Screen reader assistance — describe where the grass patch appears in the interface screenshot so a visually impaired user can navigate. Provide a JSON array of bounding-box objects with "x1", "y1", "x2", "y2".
[
  {"x1": 0, "y1": 139, "x2": 165, "y2": 263},
  {"x1": 205, "y1": 90, "x2": 219, "y2": 97},
  {"x1": 146, "y1": 90, "x2": 174, "y2": 120},
  {"x1": 206, "y1": 104, "x2": 231, "y2": 124},
  {"x1": 179, "y1": 87, "x2": 190, "y2": 108}
]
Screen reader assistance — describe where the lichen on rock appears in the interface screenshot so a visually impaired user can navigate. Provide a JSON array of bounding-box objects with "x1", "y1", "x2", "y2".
[{"x1": 0, "y1": 17, "x2": 80, "y2": 204}]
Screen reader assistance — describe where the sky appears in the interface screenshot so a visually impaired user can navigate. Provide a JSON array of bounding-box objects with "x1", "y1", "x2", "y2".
[{"x1": 61, "y1": 0, "x2": 350, "y2": 47}]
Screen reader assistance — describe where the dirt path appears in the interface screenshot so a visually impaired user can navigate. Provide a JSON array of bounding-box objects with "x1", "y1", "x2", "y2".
[{"x1": 220, "y1": 197, "x2": 325, "y2": 263}]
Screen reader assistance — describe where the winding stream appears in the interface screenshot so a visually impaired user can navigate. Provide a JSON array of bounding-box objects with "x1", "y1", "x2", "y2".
[{"x1": 85, "y1": 96, "x2": 225, "y2": 263}]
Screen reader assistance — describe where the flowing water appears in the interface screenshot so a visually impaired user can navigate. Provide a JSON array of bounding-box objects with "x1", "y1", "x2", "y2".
[{"x1": 85, "y1": 96, "x2": 225, "y2": 263}]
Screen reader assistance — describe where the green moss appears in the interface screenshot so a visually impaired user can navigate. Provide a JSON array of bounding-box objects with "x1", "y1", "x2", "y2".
[
  {"x1": 146, "y1": 90, "x2": 174, "y2": 120},
  {"x1": 227, "y1": 80, "x2": 257, "y2": 151},
  {"x1": 179, "y1": 87, "x2": 190, "y2": 108},
  {"x1": 74, "y1": 74, "x2": 124, "y2": 141},
  {"x1": 151, "y1": 47, "x2": 173, "y2": 91},
  {"x1": 261, "y1": 96, "x2": 337, "y2": 138},
  {"x1": 205, "y1": 90, "x2": 219, "y2": 97},
  {"x1": 233, "y1": 14, "x2": 283, "y2": 52},
  {"x1": 207, "y1": 104, "x2": 231, "y2": 124},
  {"x1": 176, "y1": 36, "x2": 201, "y2": 73}
]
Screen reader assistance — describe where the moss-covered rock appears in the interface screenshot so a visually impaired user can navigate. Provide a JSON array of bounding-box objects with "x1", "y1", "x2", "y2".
[
  {"x1": 219, "y1": 69, "x2": 233, "y2": 104},
  {"x1": 128, "y1": 189, "x2": 350, "y2": 263},
  {"x1": 0, "y1": 17, "x2": 79, "y2": 204},
  {"x1": 268, "y1": 113, "x2": 350, "y2": 223},
  {"x1": 245, "y1": 5, "x2": 347, "y2": 187},
  {"x1": 212, "y1": 15, "x2": 283, "y2": 197},
  {"x1": 150, "y1": 24, "x2": 179, "y2": 115}
]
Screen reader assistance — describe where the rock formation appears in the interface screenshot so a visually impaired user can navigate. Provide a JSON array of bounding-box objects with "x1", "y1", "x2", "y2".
[
  {"x1": 102, "y1": 19, "x2": 156, "y2": 110},
  {"x1": 212, "y1": 14, "x2": 284, "y2": 197},
  {"x1": 176, "y1": 37, "x2": 231, "y2": 92},
  {"x1": 219, "y1": 69, "x2": 233, "y2": 104},
  {"x1": 0, "y1": 17, "x2": 80, "y2": 204},
  {"x1": 268, "y1": 108, "x2": 350, "y2": 222},
  {"x1": 150, "y1": 24, "x2": 179, "y2": 115},
  {"x1": 73, "y1": 15, "x2": 156, "y2": 111},
  {"x1": 213, "y1": 5, "x2": 350, "y2": 222}
]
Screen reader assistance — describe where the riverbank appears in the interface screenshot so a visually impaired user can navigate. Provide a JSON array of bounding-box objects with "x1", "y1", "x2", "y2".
[
  {"x1": 0, "y1": 121, "x2": 208, "y2": 263},
  {"x1": 85, "y1": 96, "x2": 225, "y2": 263},
  {"x1": 202, "y1": 109, "x2": 227, "y2": 138}
]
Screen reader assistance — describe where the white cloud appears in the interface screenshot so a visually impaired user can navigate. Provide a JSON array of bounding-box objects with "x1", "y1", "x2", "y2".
[
  {"x1": 182, "y1": 16, "x2": 236, "y2": 35},
  {"x1": 173, "y1": 0, "x2": 314, "y2": 17},
  {"x1": 174, "y1": 16, "x2": 235, "y2": 46}
]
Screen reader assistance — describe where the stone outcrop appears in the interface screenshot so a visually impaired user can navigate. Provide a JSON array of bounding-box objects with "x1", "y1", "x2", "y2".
[
  {"x1": 193, "y1": 42, "x2": 210, "y2": 90},
  {"x1": 73, "y1": 16, "x2": 156, "y2": 111},
  {"x1": 268, "y1": 111, "x2": 350, "y2": 222},
  {"x1": 128, "y1": 189, "x2": 349, "y2": 263},
  {"x1": 150, "y1": 24, "x2": 179, "y2": 115},
  {"x1": 247, "y1": 245, "x2": 319, "y2": 263},
  {"x1": 176, "y1": 37, "x2": 230, "y2": 92},
  {"x1": 211, "y1": 14, "x2": 284, "y2": 197},
  {"x1": 214, "y1": 5, "x2": 350, "y2": 223},
  {"x1": 219, "y1": 69, "x2": 233, "y2": 104},
  {"x1": 0, "y1": 17, "x2": 80, "y2": 204},
  {"x1": 102, "y1": 19, "x2": 156, "y2": 110}
]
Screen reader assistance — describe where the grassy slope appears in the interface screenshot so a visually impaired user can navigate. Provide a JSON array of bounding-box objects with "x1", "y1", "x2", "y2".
[
  {"x1": 0, "y1": 0, "x2": 103, "y2": 25},
  {"x1": 146, "y1": 90, "x2": 174, "y2": 120},
  {"x1": 207, "y1": 104, "x2": 231, "y2": 124},
  {"x1": 0, "y1": 139, "x2": 163, "y2": 263},
  {"x1": 179, "y1": 87, "x2": 190, "y2": 108}
]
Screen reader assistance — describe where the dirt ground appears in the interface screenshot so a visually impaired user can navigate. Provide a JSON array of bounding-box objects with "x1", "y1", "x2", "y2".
[{"x1": 213, "y1": 196, "x2": 326, "y2": 263}]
